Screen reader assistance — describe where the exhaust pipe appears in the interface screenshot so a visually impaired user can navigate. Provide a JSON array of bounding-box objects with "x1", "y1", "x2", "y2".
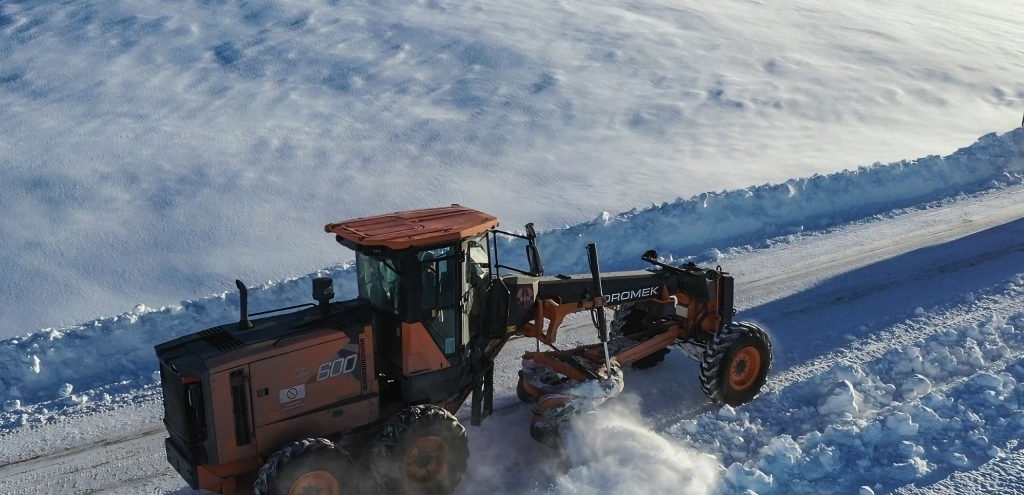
[{"x1": 235, "y1": 279, "x2": 254, "y2": 329}]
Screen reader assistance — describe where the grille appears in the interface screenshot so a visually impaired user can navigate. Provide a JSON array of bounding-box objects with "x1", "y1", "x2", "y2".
[
  {"x1": 197, "y1": 326, "x2": 244, "y2": 352},
  {"x1": 359, "y1": 333, "x2": 369, "y2": 393}
]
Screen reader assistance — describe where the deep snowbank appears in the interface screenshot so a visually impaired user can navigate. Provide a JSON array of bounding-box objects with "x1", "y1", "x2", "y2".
[
  {"x1": 0, "y1": 267, "x2": 358, "y2": 426},
  {"x1": 1, "y1": 128, "x2": 1023, "y2": 429},
  {"x1": 667, "y1": 276, "x2": 1024, "y2": 494},
  {"x1": 540, "y1": 128, "x2": 1024, "y2": 272}
]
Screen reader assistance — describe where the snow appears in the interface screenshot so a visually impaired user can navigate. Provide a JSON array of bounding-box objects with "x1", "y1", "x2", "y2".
[{"x1": 2, "y1": 0, "x2": 1024, "y2": 494}]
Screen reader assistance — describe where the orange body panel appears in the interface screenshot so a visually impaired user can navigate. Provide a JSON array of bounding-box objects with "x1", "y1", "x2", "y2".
[
  {"x1": 325, "y1": 205, "x2": 498, "y2": 250},
  {"x1": 247, "y1": 335, "x2": 361, "y2": 429},
  {"x1": 204, "y1": 328, "x2": 367, "y2": 464},
  {"x1": 401, "y1": 322, "x2": 450, "y2": 374},
  {"x1": 189, "y1": 323, "x2": 380, "y2": 495},
  {"x1": 197, "y1": 457, "x2": 263, "y2": 495},
  {"x1": 255, "y1": 400, "x2": 375, "y2": 459},
  {"x1": 208, "y1": 367, "x2": 260, "y2": 463}
]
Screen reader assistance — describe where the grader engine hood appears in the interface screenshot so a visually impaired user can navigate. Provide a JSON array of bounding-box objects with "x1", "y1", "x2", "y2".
[{"x1": 155, "y1": 296, "x2": 373, "y2": 476}]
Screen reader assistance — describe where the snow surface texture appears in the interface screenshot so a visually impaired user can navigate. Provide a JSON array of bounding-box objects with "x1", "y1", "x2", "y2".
[{"x1": 2, "y1": 0, "x2": 1023, "y2": 335}]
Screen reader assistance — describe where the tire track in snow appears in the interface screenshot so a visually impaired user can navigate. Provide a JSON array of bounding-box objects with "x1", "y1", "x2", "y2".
[
  {"x1": 0, "y1": 430, "x2": 168, "y2": 495},
  {"x1": 769, "y1": 290, "x2": 1024, "y2": 391}
]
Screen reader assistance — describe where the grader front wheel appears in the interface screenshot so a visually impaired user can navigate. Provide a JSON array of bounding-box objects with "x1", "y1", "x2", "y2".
[{"x1": 699, "y1": 322, "x2": 772, "y2": 406}]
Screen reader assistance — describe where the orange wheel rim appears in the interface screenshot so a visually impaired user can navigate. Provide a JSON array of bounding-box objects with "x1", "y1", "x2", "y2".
[
  {"x1": 729, "y1": 347, "x2": 761, "y2": 391},
  {"x1": 404, "y1": 435, "x2": 448, "y2": 486},
  {"x1": 289, "y1": 470, "x2": 342, "y2": 495}
]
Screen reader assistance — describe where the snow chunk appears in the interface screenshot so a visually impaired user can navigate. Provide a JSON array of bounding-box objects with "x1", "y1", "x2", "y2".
[
  {"x1": 725, "y1": 462, "x2": 772, "y2": 493},
  {"x1": 818, "y1": 380, "x2": 862, "y2": 417},
  {"x1": 884, "y1": 412, "x2": 919, "y2": 437},
  {"x1": 949, "y1": 452, "x2": 970, "y2": 467},
  {"x1": 58, "y1": 383, "x2": 73, "y2": 398},
  {"x1": 899, "y1": 374, "x2": 932, "y2": 400},
  {"x1": 703, "y1": 248, "x2": 723, "y2": 261},
  {"x1": 757, "y1": 435, "x2": 802, "y2": 473},
  {"x1": 971, "y1": 372, "x2": 1004, "y2": 390},
  {"x1": 30, "y1": 355, "x2": 41, "y2": 374},
  {"x1": 3, "y1": 399, "x2": 22, "y2": 412}
]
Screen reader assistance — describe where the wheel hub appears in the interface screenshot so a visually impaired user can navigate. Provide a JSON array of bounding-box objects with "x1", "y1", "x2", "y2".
[
  {"x1": 729, "y1": 347, "x2": 761, "y2": 391},
  {"x1": 289, "y1": 470, "x2": 342, "y2": 495},
  {"x1": 404, "y1": 435, "x2": 448, "y2": 485}
]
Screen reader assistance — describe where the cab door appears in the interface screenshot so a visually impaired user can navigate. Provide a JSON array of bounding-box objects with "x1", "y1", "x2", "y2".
[
  {"x1": 415, "y1": 245, "x2": 462, "y2": 358},
  {"x1": 462, "y1": 234, "x2": 491, "y2": 343}
]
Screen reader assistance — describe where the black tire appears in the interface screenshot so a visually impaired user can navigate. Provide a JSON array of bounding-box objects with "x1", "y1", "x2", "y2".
[
  {"x1": 529, "y1": 420, "x2": 561, "y2": 449},
  {"x1": 371, "y1": 405, "x2": 469, "y2": 495},
  {"x1": 699, "y1": 322, "x2": 772, "y2": 406},
  {"x1": 632, "y1": 348, "x2": 670, "y2": 369},
  {"x1": 612, "y1": 303, "x2": 669, "y2": 369},
  {"x1": 609, "y1": 302, "x2": 641, "y2": 338},
  {"x1": 253, "y1": 438, "x2": 357, "y2": 495},
  {"x1": 516, "y1": 371, "x2": 534, "y2": 403}
]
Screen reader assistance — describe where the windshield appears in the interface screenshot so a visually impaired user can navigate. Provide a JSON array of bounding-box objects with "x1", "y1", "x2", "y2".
[{"x1": 356, "y1": 252, "x2": 400, "y2": 315}]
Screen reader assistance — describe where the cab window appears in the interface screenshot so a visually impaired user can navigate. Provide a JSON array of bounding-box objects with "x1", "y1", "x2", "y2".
[
  {"x1": 417, "y1": 246, "x2": 459, "y2": 355},
  {"x1": 356, "y1": 252, "x2": 400, "y2": 315}
]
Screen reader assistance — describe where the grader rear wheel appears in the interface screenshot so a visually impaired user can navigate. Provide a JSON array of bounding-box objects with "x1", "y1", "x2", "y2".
[
  {"x1": 699, "y1": 322, "x2": 772, "y2": 406},
  {"x1": 371, "y1": 405, "x2": 469, "y2": 495},
  {"x1": 253, "y1": 438, "x2": 357, "y2": 495}
]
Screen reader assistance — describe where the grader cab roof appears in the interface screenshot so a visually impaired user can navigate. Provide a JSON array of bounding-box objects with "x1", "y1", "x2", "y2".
[{"x1": 325, "y1": 205, "x2": 499, "y2": 251}]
